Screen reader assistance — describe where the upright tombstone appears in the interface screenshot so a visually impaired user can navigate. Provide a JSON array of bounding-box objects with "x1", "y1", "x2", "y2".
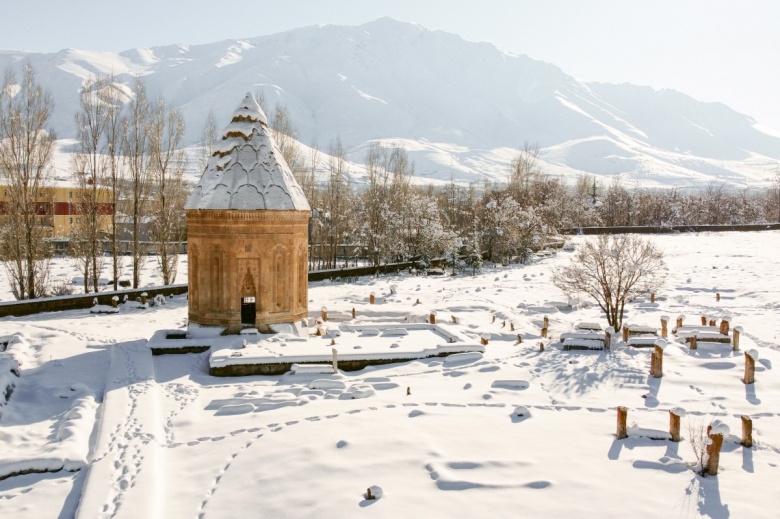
[
  {"x1": 744, "y1": 349, "x2": 759, "y2": 385},
  {"x1": 604, "y1": 326, "x2": 614, "y2": 351},
  {"x1": 651, "y1": 339, "x2": 666, "y2": 378},
  {"x1": 675, "y1": 315, "x2": 684, "y2": 332},
  {"x1": 660, "y1": 315, "x2": 669, "y2": 339},
  {"x1": 741, "y1": 415, "x2": 753, "y2": 448},
  {"x1": 732, "y1": 326, "x2": 743, "y2": 351},
  {"x1": 669, "y1": 407, "x2": 686, "y2": 442},
  {"x1": 705, "y1": 421, "x2": 730, "y2": 476},
  {"x1": 185, "y1": 94, "x2": 310, "y2": 331},
  {"x1": 719, "y1": 317, "x2": 730, "y2": 336},
  {"x1": 616, "y1": 406, "x2": 628, "y2": 440}
]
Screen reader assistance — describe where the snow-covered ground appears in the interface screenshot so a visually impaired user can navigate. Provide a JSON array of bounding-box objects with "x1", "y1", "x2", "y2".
[
  {"x1": 1, "y1": 231, "x2": 779, "y2": 518},
  {"x1": 0, "y1": 254, "x2": 189, "y2": 302}
]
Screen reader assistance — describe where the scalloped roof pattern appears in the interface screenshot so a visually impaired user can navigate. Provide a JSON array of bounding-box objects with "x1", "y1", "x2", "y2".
[{"x1": 185, "y1": 93, "x2": 310, "y2": 211}]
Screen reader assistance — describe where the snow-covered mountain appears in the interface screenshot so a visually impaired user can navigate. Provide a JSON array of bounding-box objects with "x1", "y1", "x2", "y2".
[{"x1": 2, "y1": 17, "x2": 779, "y2": 189}]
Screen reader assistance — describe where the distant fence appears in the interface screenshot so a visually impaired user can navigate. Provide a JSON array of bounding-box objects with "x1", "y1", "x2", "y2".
[
  {"x1": 560, "y1": 223, "x2": 780, "y2": 235},
  {"x1": 308, "y1": 258, "x2": 446, "y2": 281},
  {"x1": 0, "y1": 259, "x2": 449, "y2": 318}
]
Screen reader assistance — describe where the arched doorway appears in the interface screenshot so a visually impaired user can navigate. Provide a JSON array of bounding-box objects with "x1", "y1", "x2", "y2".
[{"x1": 240, "y1": 268, "x2": 257, "y2": 326}]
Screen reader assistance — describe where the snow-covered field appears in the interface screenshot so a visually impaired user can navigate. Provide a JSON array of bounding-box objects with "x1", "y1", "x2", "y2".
[
  {"x1": 1, "y1": 231, "x2": 779, "y2": 518},
  {"x1": 0, "y1": 253, "x2": 189, "y2": 302}
]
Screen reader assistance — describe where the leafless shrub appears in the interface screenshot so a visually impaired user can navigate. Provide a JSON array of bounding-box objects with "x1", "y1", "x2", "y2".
[{"x1": 552, "y1": 234, "x2": 666, "y2": 331}]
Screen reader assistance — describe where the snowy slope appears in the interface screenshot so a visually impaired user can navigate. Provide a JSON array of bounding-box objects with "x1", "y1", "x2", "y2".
[
  {"x1": 2, "y1": 18, "x2": 779, "y2": 188},
  {"x1": 1, "y1": 231, "x2": 780, "y2": 518}
]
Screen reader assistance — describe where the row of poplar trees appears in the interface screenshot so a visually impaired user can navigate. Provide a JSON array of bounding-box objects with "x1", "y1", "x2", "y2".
[{"x1": 0, "y1": 64, "x2": 187, "y2": 299}]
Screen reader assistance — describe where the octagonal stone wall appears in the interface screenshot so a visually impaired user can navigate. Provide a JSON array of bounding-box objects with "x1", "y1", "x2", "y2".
[{"x1": 187, "y1": 209, "x2": 309, "y2": 329}]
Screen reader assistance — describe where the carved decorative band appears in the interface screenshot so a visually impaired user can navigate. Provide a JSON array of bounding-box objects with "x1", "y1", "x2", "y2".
[{"x1": 187, "y1": 210, "x2": 309, "y2": 222}]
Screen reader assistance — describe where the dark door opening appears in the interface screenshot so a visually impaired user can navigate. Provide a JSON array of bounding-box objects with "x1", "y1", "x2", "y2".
[{"x1": 241, "y1": 296, "x2": 256, "y2": 325}]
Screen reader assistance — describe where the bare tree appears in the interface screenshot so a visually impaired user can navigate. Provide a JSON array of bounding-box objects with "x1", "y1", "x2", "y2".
[
  {"x1": 321, "y1": 137, "x2": 353, "y2": 269},
  {"x1": 602, "y1": 177, "x2": 633, "y2": 227},
  {"x1": 552, "y1": 234, "x2": 666, "y2": 331},
  {"x1": 198, "y1": 109, "x2": 218, "y2": 172},
  {"x1": 97, "y1": 74, "x2": 126, "y2": 290},
  {"x1": 148, "y1": 97, "x2": 186, "y2": 285},
  {"x1": 70, "y1": 76, "x2": 112, "y2": 293},
  {"x1": 702, "y1": 182, "x2": 729, "y2": 224},
  {"x1": 0, "y1": 63, "x2": 55, "y2": 299},
  {"x1": 121, "y1": 76, "x2": 152, "y2": 288},
  {"x1": 304, "y1": 140, "x2": 319, "y2": 202},
  {"x1": 507, "y1": 142, "x2": 541, "y2": 202},
  {"x1": 770, "y1": 169, "x2": 780, "y2": 222},
  {"x1": 271, "y1": 103, "x2": 307, "y2": 186}
]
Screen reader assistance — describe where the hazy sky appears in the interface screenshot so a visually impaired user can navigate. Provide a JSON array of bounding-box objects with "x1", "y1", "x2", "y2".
[{"x1": 2, "y1": 0, "x2": 779, "y2": 128}]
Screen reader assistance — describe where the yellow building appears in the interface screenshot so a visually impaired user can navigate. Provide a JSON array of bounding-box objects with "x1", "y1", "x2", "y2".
[{"x1": 0, "y1": 184, "x2": 114, "y2": 239}]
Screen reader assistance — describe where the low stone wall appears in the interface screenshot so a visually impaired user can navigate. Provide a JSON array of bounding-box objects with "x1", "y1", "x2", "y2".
[
  {"x1": 0, "y1": 284, "x2": 189, "y2": 318},
  {"x1": 210, "y1": 351, "x2": 463, "y2": 377},
  {"x1": 1, "y1": 259, "x2": 454, "y2": 318},
  {"x1": 560, "y1": 223, "x2": 780, "y2": 235},
  {"x1": 150, "y1": 345, "x2": 211, "y2": 356}
]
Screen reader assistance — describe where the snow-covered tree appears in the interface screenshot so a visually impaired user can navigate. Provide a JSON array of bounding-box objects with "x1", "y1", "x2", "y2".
[
  {"x1": 404, "y1": 193, "x2": 451, "y2": 270},
  {"x1": 479, "y1": 196, "x2": 544, "y2": 264},
  {"x1": 361, "y1": 142, "x2": 413, "y2": 266},
  {"x1": 464, "y1": 231, "x2": 483, "y2": 275}
]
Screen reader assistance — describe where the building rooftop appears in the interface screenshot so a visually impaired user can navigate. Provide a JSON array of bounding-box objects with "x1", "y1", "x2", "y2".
[{"x1": 185, "y1": 93, "x2": 310, "y2": 212}]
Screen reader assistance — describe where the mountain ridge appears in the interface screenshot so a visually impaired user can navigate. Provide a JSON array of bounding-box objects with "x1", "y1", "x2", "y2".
[{"x1": 1, "y1": 17, "x2": 778, "y2": 189}]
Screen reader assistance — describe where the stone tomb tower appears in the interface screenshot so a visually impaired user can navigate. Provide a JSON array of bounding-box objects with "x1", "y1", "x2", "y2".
[{"x1": 185, "y1": 94, "x2": 310, "y2": 330}]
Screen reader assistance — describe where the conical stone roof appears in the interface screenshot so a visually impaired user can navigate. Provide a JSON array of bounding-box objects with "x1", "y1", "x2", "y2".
[{"x1": 185, "y1": 93, "x2": 310, "y2": 211}]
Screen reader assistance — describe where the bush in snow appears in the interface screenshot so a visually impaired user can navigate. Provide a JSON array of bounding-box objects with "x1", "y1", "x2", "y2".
[
  {"x1": 50, "y1": 281, "x2": 74, "y2": 296},
  {"x1": 687, "y1": 415, "x2": 730, "y2": 476}
]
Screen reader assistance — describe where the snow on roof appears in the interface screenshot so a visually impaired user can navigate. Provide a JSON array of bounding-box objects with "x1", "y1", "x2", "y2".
[{"x1": 185, "y1": 93, "x2": 310, "y2": 211}]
